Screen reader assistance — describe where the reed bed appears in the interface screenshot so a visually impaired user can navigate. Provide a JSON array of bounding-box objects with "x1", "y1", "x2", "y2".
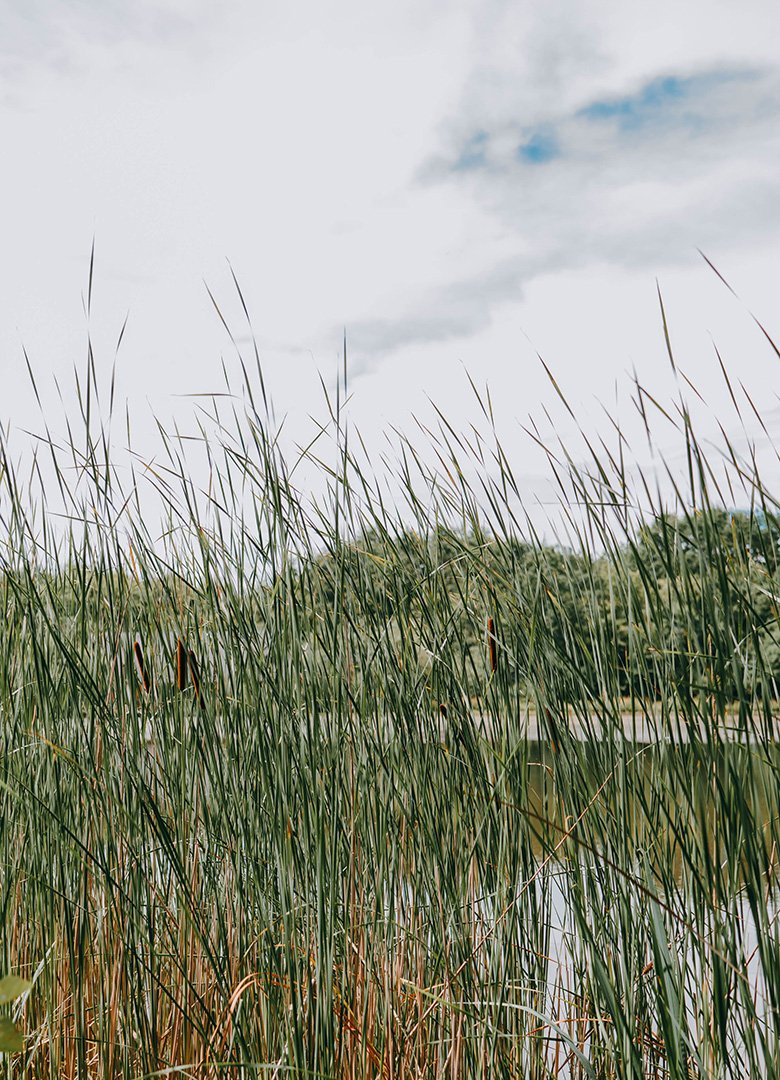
[{"x1": 1, "y1": 297, "x2": 780, "y2": 1078}]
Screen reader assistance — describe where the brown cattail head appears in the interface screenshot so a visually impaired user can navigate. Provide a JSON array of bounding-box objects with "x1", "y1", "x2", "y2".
[
  {"x1": 187, "y1": 649, "x2": 202, "y2": 705},
  {"x1": 439, "y1": 703, "x2": 448, "y2": 720},
  {"x1": 134, "y1": 641, "x2": 151, "y2": 694},
  {"x1": 176, "y1": 638, "x2": 187, "y2": 691},
  {"x1": 487, "y1": 616, "x2": 497, "y2": 674}
]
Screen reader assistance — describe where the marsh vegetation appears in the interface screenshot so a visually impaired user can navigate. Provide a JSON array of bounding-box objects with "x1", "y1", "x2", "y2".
[{"x1": 2, "y1": 300, "x2": 780, "y2": 1077}]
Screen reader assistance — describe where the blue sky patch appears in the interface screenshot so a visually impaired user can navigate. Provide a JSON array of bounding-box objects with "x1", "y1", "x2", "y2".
[
  {"x1": 517, "y1": 129, "x2": 560, "y2": 164},
  {"x1": 449, "y1": 68, "x2": 758, "y2": 179},
  {"x1": 577, "y1": 70, "x2": 745, "y2": 132}
]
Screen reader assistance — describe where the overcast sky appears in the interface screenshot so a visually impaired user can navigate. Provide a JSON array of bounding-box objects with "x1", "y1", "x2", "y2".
[{"x1": 3, "y1": 0, "x2": 780, "y2": 526}]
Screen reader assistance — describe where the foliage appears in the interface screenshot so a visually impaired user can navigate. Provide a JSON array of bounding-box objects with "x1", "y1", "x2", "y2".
[
  {"x1": 0, "y1": 975, "x2": 31, "y2": 1054},
  {"x1": 1, "y1": 309, "x2": 780, "y2": 1077}
]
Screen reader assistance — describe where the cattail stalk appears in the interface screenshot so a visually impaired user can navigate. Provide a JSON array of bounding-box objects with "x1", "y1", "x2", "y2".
[
  {"x1": 487, "y1": 616, "x2": 497, "y2": 674},
  {"x1": 134, "y1": 641, "x2": 151, "y2": 694},
  {"x1": 176, "y1": 638, "x2": 187, "y2": 691}
]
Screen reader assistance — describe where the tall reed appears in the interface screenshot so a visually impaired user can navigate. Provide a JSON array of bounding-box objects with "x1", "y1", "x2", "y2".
[{"x1": 0, "y1": 286, "x2": 779, "y2": 1078}]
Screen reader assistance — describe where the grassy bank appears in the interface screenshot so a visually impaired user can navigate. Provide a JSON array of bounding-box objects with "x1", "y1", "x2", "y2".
[{"x1": 1, "y1": 324, "x2": 780, "y2": 1077}]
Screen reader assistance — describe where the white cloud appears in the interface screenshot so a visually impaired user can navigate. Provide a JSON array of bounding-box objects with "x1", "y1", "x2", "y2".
[{"x1": 1, "y1": 0, "x2": 779, "y2": 523}]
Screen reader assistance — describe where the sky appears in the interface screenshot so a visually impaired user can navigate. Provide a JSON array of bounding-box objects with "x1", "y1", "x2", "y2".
[{"x1": 2, "y1": 0, "x2": 780, "y2": 531}]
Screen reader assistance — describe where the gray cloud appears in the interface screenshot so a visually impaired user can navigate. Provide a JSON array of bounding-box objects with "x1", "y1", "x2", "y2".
[
  {"x1": 347, "y1": 262, "x2": 523, "y2": 367},
  {"x1": 345, "y1": 64, "x2": 780, "y2": 368},
  {"x1": 429, "y1": 66, "x2": 771, "y2": 179}
]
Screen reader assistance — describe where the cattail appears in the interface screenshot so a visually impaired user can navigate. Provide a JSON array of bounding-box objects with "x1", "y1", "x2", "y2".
[
  {"x1": 487, "y1": 616, "x2": 497, "y2": 674},
  {"x1": 439, "y1": 703, "x2": 448, "y2": 720},
  {"x1": 176, "y1": 638, "x2": 187, "y2": 691},
  {"x1": 134, "y1": 641, "x2": 151, "y2": 694},
  {"x1": 188, "y1": 649, "x2": 202, "y2": 705}
]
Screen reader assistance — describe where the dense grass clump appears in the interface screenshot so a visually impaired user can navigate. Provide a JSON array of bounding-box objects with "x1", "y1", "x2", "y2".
[{"x1": 2, "y1": 306, "x2": 780, "y2": 1077}]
